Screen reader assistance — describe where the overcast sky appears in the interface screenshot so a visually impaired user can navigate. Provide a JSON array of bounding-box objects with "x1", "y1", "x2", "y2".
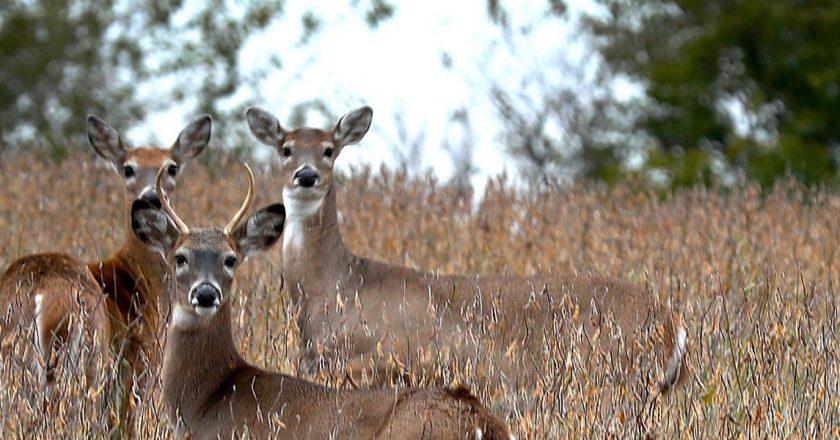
[{"x1": 130, "y1": 0, "x2": 602, "y2": 191}]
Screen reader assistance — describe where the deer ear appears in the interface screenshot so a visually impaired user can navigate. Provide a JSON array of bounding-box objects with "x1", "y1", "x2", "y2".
[
  {"x1": 130, "y1": 200, "x2": 180, "y2": 256},
  {"x1": 246, "y1": 107, "x2": 284, "y2": 147},
  {"x1": 87, "y1": 115, "x2": 127, "y2": 164},
  {"x1": 231, "y1": 203, "x2": 285, "y2": 257},
  {"x1": 333, "y1": 106, "x2": 372, "y2": 147},
  {"x1": 172, "y1": 115, "x2": 212, "y2": 163}
]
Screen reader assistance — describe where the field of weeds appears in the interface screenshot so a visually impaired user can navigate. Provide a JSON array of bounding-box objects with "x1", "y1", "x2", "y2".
[{"x1": 0, "y1": 149, "x2": 838, "y2": 438}]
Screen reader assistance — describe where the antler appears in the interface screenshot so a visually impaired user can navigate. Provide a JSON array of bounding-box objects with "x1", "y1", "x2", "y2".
[
  {"x1": 155, "y1": 166, "x2": 190, "y2": 234},
  {"x1": 223, "y1": 163, "x2": 255, "y2": 234}
]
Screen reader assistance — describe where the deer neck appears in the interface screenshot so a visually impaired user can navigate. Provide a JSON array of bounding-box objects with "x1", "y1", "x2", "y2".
[
  {"x1": 89, "y1": 211, "x2": 171, "y2": 332},
  {"x1": 163, "y1": 303, "x2": 245, "y2": 418},
  {"x1": 123, "y1": 212, "x2": 170, "y2": 308},
  {"x1": 281, "y1": 186, "x2": 351, "y2": 299}
]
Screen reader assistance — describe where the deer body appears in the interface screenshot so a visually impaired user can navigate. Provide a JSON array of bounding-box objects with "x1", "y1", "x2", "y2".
[
  {"x1": 164, "y1": 302, "x2": 509, "y2": 439},
  {"x1": 0, "y1": 253, "x2": 110, "y2": 388},
  {"x1": 130, "y1": 166, "x2": 511, "y2": 440},
  {"x1": 284, "y1": 183, "x2": 683, "y2": 385},
  {"x1": 246, "y1": 106, "x2": 688, "y2": 391},
  {"x1": 0, "y1": 115, "x2": 211, "y2": 435},
  {"x1": 86, "y1": 221, "x2": 172, "y2": 387}
]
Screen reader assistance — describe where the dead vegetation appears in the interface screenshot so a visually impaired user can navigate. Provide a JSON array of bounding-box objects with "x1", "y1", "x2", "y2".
[{"x1": 0, "y1": 149, "x2": 838, "y2": 438}]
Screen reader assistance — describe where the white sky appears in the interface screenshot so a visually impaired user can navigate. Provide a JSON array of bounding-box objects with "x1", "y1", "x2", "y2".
[{"x1": 129, "y1": 0, "x2": 602, "y2": 191}]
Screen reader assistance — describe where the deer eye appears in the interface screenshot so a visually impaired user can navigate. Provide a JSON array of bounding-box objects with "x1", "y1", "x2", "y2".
[
  {"x1": 174, "y1": 254, "x2": 188, "y2": 267},
  {"x1": 123, "y1": 165, "x2": 135, "y2": 178},
  {"x1": 167, "y1": 164, "x2": 178, "y2": 177},
  {"x1": 223, "y1": 256, "x2": 237, "y2": 269},
  {"x1": 323, "y1": 147, "x2": 334, "y2": 158},
  {"x1": 281, "y1": 146, "x2": 292, "y2": 157}
]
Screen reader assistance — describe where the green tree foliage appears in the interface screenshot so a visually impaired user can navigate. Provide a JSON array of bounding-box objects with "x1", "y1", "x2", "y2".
[
  {"x1": 0, "y1": 0, "x2": 398, "y2": 155},
  {"x1": 1, "y1": 1, "x2": 141, "y2": 149},
  {"x1": 583, "y1": 0, "x2": 840, "y2": 187},
  {"x1": 0, "y1": 0, "x2": 284, "y2": 152},
  {"x1": 486, "y1": 1, "x2": 643, "y2": 186}
]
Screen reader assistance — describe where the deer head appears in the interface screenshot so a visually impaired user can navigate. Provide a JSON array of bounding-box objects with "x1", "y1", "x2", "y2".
[
  {"x1": 244, "y1": 106, "x2": 372, "y2": 213},
  {"x1": 87, "y1": 114, "x2": 212, "y2": 207},
  {"x1": 129, "y1": 164, "x2": 285, "y2": 325}
]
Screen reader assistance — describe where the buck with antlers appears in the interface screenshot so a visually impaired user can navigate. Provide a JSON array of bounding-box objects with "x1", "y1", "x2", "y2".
[
  {"x1": 0, "y1": 114, "x2": 211, "y2": 435},
  {"x1": 245, "y1": 106, "x2": 689, "y2": 392},
  {"x1": 130, "y1": 164, "x2": 512, "y2": 439}
]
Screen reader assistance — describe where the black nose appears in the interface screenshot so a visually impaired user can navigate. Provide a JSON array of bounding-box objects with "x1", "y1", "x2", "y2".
[
  {"x1": 191, "y1": 283, "x2": 221, "y2": 308},
  {"x1": 294, "y1": 168, "x2": 319, "y2": 188},
  {"x1": 140, "y1": 191, "x2": 162, "y2": 209}
]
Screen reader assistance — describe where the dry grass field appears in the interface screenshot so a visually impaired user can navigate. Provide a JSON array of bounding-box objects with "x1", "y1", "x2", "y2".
[{"x1": 0, "y1": 149, "x2": 838, "y2": 438}]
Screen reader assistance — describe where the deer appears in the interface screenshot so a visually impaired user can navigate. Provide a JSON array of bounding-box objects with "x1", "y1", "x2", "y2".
[
  {"x1": 129, "y1": 163, "x2": 513, "y2": 439},
  {"x1": 244, "y1": 105, "x2": 689, "y2": 394},
  {"x1": 0, "y1": 114, "x2": 211, "y2": 436}
]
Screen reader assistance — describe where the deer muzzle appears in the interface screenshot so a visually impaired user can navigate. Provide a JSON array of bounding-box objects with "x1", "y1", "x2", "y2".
[
  {"x1": 293, "y1": 166, "x2": 320, "y2": 188},
  {"x1": 139, "y1": 187, "x2": 162, "y2": 208},
  {"x1": 190, "y1": 283, "x2": 222, "y2": 316}
]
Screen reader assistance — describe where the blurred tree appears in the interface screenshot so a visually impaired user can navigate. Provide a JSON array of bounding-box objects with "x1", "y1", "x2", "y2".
[
  {"x1": 0, "y1": 0, "x2": 395, "y2": 155},
  {"x1": 0, "y1": 0, "x2": 142, "y2": 152},
  {"x1": 586, "y1": 0, "x2": 840, "y2": 187},
  {"x1": 492, "y1": 83, "x2": 636, "y2": 186},
  {"x1": 486, "y1": 1, "x2": 637, "y2": 186},
  {"x1": 0, "y1": 0, "x2": 283, "y2": 153},
  {"x1": 500, "y1": 0, "x2": 840, "y2": 188}
]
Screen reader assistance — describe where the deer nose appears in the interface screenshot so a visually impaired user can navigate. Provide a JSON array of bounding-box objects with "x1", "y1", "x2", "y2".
[
  {"x1": 139, "y1": 189, "x2": 162, "y2": 209},
  {"x1": 191, "y1": 283, "x2": 221, "y2": 309},
  {"x1": 293, "y1": 167, "x2": 319, "y2": 188}
]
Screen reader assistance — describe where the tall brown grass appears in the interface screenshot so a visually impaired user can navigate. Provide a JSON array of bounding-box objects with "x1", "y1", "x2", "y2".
[{"x1": 0, "y1": 149, "x2": 837, "y2": 438}]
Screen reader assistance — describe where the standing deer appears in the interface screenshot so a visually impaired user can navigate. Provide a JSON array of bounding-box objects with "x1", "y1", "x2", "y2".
[
  {"x1": 245, "y1": 106, "x2": 689, "y2": 392},
  {"x1": 0, "y1": 114, "x2": 211, "y2": 435},
  {"x1": 130, "y1": 164, "x2": 512, "y2": 439}
]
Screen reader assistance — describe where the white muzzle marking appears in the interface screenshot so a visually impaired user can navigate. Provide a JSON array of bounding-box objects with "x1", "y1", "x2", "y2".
[{"x1": 189, "y1": 281, "x2": 222, "y2": 317}]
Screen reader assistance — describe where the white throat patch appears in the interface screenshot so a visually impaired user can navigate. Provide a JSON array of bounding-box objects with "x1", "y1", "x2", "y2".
[
  {"x1": 282, "y1": 187, "x2": 324, "y2": 252},
  {"x1": 172, "y1": 305, "x2": 197, "y2": 329}
]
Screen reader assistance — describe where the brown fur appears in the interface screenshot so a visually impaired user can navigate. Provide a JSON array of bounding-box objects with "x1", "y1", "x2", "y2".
[
  {"x1": 246, "y1": 107, "x2": 689, "y2": 392},
  {"x1": 0, "y1": 152, "x2": 172, "y2": 436},
  {"x1": 0, "y1": 253, "x2": 110, "y2": 385},
  {"x1": 86, "y1": 226, "x2": 171, "y2": 429},
  {"x1": 140, "y1": 215, "x2": 511, "y2": 439},
  {"x1": 126, "y1": 173, "x2": 512, "y2": 438},
  {"x1": 165, "y1": 304, "x2": 509, "y2": 439},
  {"x1": 0, "y1": 115, "x2": 209, "y2": 437}
]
